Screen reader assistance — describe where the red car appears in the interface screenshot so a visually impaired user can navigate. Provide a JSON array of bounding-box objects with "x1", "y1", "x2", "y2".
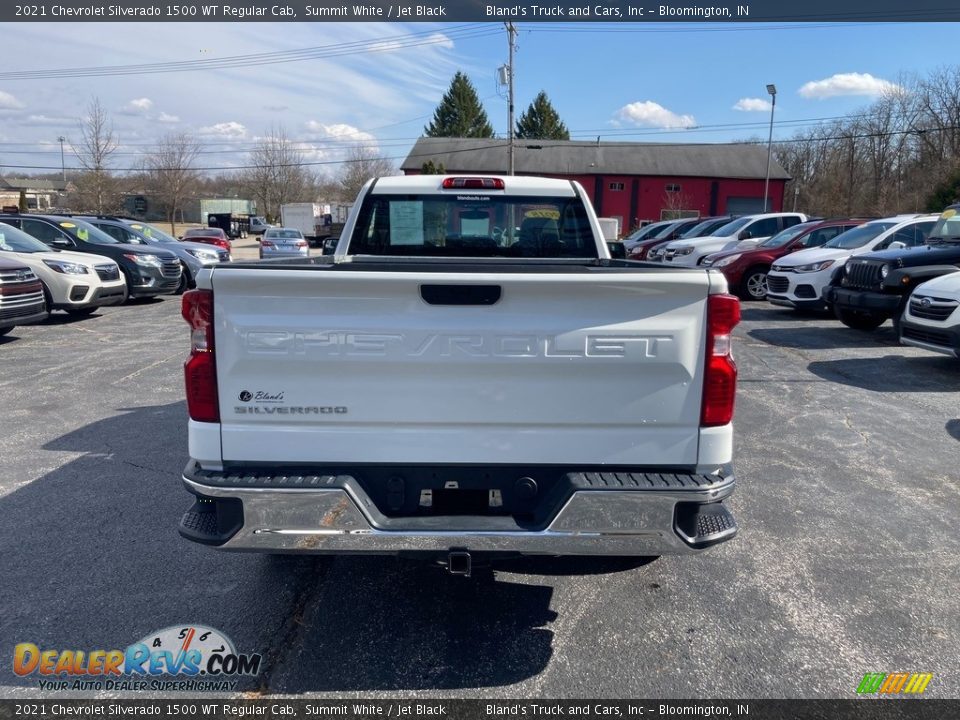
[
  {"x1": 704, "y1": 219, "x2": 867, "y2": 301},
  {"x1": 181, "y1": 227, "x2": 232, "y2": 252}
]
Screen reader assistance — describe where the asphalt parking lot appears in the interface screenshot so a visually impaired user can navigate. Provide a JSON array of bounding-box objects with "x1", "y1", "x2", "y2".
[{"x1": 1, "y1": 263, "x2": 958, "y2": 699}]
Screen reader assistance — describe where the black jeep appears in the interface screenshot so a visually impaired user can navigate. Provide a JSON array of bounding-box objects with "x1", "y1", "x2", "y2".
[{"x1": 824, "y1": 205, "x2": 960, "y2": 331}]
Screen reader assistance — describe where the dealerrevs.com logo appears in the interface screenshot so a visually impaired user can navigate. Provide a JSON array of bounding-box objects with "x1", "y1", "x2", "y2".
[{"x1": 14, "y1": 625, "x2": 262, "y2": 692}]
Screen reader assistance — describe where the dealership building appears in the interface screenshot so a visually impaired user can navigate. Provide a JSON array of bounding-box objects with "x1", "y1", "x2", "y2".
[{"x1": 402, "y1": 137, "x2": 791, "y2": 232}]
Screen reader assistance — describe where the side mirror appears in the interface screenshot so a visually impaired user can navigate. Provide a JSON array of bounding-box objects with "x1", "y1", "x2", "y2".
[
  {"x1": 323, "y1": 237, "x2": 339, "y2": 255},
  {"x1": 739, "y1": 230, "x2": 752, "y2": 240},
  {"x1": 888, "y1": 240, "x2": 907, "y2": 250},
  {"x1": 607, "y1": 241, "x2": 627, "y2": 260},
  {"x1": 51, "y1": 238, "x2": 72, "y2": 248}
]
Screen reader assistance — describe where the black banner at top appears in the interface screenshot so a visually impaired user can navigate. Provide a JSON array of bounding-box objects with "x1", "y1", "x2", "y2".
[
  {"x1": 2, "y1": 0, "x2": 960, "y2": 23},
  {"x1": 0, "y1": 700, "x2": 957, "y2": 720}
]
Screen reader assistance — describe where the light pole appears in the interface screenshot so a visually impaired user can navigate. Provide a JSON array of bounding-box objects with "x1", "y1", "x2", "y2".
[
  {"x1": 57, "y1": 136, "x2": 66, "y2": 183},
  {"x1": 763, "y1": 84, "x2": 776, "y2": 212}
]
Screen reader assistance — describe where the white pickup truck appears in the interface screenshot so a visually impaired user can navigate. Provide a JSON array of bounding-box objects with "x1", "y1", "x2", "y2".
[{"x1": 179, "y1": 175, "x2": 740, "y2": 573}]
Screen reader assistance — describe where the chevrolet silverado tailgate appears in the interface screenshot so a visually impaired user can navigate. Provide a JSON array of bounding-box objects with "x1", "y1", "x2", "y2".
[{"x1": 211, "y1": 265, "x2": 709, "y2": 466}]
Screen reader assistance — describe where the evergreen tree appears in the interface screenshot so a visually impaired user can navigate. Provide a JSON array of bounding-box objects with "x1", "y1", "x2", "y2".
[
  {"x1": 424, "y1": 72, "x2": 494, "y2": 138},
  {"x1": 515, "y1": 91, "x2": 570, "y2": 140},
  {"x1": 421, "y1": 160, "x2": 447, "y2": 174},
  {"x1": 925, "y1": 167, "x2": 960, "y2": 212}
]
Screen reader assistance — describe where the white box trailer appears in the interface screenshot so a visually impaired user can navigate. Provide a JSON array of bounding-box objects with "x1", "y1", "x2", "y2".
[
  {"x1": 280, "y1": 202, "x2": 353, "y2": 248},
  {"x1": 597, "y1": 217, "x2": 620, "y2": 241}
]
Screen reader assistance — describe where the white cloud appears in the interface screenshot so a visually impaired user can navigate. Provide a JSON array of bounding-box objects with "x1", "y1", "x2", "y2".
[
  {"x1": 126, "y1": 97, "x2": 153, "y2": 112},
  {"x1": 370, "y1": 32, "x2": 453, "y2": 53},
  {"x1": 198, "y1": 121, "x2": 247, "y2": 138},
  {"x1": 733, "y1": 97, "x2": 772, "y2": 112},
  {"x1": 23, "y1": 114, "x2": 75, "y2": 126},
  {"x1": 798, "y1": 72, "x2": 901, "y2": 100},
  {"x1": 304, "y1": 121, "x2": 377, "y2": 146},
  {"x1": 0, "y1": 90, "x2": 25, "y2": 110},
  {"x1": 157, "y1": 112, "x2": 180, "y2": 123},
  {"x1": 613, "y1": 101, "x2": 695, "y2": 129}
]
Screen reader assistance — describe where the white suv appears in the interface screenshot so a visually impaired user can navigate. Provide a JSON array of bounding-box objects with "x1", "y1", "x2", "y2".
[
  {"x1": 900, "y1": 271, "x2": 960, "y2": 358},
  {"x1": 766, "y1": 215, "x2": 938, "y2": 311},
  {"x1": 661, "y1": 213, "x2": 808, "y2": 267},
  {"x1": 0, "y1": 222, "x2": 126, "y2": 314}
]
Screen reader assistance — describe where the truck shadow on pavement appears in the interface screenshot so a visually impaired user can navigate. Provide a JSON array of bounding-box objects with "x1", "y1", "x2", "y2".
[
  {"x1": 739, "y1": 305, "x2": 828, "y2": 323},
  {"x1": 748, "y1": 326, "x2": 898, "y2": 350},
  {"x1": 807, "y1": 356, "x2": 960, "y2": 392},
  {"x1": 0, "y1": 401, "x2": 574, "y2": 693},
  {"x1": 946, "y1": 419, "x2": 960, "y2": 441}
]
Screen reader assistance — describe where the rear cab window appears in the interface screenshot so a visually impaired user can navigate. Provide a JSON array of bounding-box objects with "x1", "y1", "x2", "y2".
[{"x1": 349, "y1": 187, "x2": 599, "y2": 259}]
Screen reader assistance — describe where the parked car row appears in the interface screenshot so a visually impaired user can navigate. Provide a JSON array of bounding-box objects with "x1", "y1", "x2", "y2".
[
  {"x1": 707, "y1": 204, "x2": 960, "y2": 360},
  {"x1": 0, "y1": 213, "x2": 234, "y2": 337}
]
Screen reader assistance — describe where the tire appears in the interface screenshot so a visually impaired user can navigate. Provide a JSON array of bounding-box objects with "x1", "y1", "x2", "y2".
[
  {"x1": 40, "y1": 282, "x2": 53, "y2": 312},
  {"x1": 835, "y1": 307, "x2": 886, "y2": 331},
  {"x1": 120, "y1": 270, "x2": 134, "y2": 303},
  {"x1": 738, "y1": 266, "x2": 769, "y2": 301},
  {"x1": 66, "y1": 307, "x2": 96, "y2": 317},
  {"x1": 174, "y1": 265, "x2": 190, "y2": 295}
]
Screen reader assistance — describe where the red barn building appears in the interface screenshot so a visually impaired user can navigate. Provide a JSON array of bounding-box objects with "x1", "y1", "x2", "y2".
[{"x1": 402, "y1": 138, "x2": 791, "y2": 233}]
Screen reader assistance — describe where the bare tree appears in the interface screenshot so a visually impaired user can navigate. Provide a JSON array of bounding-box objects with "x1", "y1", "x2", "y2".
[
  {"x1": 246, "y1": 126, "x2": 314, "y2": 222},
  {"x1": 660, "y1": 187, "x2": 698, "y2": 220},
  {"x1": 337, "y1": 146, "x2": 395, "y2": 201},
  {"x1": 142, "y1": 132, "x2": 202, "y2": 234},
  {"x1": 73, "y1": 98, "x2": 119, "y2": 213}
]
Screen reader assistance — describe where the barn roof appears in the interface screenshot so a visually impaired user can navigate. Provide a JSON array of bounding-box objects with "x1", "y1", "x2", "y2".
[
  {"x1": 401, "y1": 137, "x2": 791, "y2": 180},
  {"x1": 0, "y1": 177, "x2": 68, "y2": 192}
]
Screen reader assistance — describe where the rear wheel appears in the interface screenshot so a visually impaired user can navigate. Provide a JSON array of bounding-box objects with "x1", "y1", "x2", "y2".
[
  {"x1": 835, "y1": 307, "x2": 886, "y2": 330},
  {"x1": 739, "y1": 266, "x2": 769, "y2": 301}
]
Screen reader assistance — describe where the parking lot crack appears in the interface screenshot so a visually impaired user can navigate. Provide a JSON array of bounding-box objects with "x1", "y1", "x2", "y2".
[
  {"x1": 120, "y1": 458, "x2": 180, "y2": 478},
  {"x1": 842, "y1": 412, "x2": 870, "y2": 445},
  {"x1": 244, "y1": 558, "x2": 330, "y2": 697}
]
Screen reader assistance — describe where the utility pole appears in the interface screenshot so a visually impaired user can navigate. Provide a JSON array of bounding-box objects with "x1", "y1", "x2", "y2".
[
  {"x1": 58, "y1": 136, "x2": 66, "y2": 183},
  {"x1": 506, "y1": 22, "x2": 516, "y2": 176}
]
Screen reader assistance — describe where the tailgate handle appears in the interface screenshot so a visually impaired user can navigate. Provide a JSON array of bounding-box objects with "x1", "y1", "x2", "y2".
[{"x1": 420, "y1": 284, "x2": 501, "y2": 306}]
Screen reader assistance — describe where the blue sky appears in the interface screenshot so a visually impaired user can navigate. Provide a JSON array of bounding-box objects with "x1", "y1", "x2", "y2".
[{"x1": 0, "y1": 21, "x2": 956, "y2": 176}]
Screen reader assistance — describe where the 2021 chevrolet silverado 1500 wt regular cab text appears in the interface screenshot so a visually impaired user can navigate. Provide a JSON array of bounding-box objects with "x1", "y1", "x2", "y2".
[{"x1": 178, "y1": 175, "x2": 741, "y2": 570}]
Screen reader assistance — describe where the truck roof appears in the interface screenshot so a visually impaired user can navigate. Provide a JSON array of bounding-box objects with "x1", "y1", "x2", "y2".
[{"x1": 369, "y1": 174, "x2": 578, "y2": 197}]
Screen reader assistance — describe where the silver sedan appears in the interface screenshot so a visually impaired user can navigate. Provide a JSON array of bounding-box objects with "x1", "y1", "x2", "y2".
[{"x1": 259, "y1": 228, "x2": 309, "y2": 259}]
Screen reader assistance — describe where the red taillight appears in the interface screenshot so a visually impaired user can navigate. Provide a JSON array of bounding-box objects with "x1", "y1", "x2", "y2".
[
  {"x1": 261, "y1": 240, "x2": 274, "y2": 248},
  {"x1": 441, "y1": 177, "x2": 505, "y2": 190},
  {"x1": 701, "y1": 293, "x2": 740, "y2": 427},
  {"x1": 181, "y1": 289, "x2": 219, "y2": 423}
]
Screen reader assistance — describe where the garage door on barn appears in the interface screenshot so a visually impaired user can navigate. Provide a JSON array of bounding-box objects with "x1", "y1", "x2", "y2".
[{"x1": 725, "y1": 197, "x2": 770, "y2": 214}]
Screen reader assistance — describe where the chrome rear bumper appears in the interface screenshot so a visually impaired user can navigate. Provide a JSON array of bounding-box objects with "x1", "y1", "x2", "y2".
[{"x1": 180, "y1": 466, "x2": 737, "y2": 556}]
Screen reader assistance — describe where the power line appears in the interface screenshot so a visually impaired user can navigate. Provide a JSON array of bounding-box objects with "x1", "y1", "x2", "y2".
[
  {"x1": 0, "y1": 140, "x2": 515, "y2": 173},
  {"x1": 2, "y1": 124, "x2": 955, "y2": 174},
  {"x1": 0, "y1": 110, "x2": 929, "y2": 155},
  {"x1": 0, "y1": 25, "x2": 496, "y2": 80}
]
